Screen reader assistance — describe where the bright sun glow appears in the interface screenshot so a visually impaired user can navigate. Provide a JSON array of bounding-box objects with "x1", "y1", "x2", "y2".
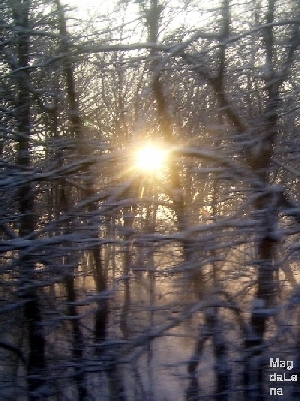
[{"x1": 135, "y1": 145, "x2": 167, "y2": 172}]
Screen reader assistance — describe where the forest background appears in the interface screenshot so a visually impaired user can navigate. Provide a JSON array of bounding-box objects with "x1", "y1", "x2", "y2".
[{"x1": 1, "y1": 0, "x2": 300, "y2": 400}]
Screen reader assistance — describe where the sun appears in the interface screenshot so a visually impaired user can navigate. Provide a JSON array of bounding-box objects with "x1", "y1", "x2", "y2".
[{"x1": 135, "y1": 144, "x2": 167, "y2": 172}]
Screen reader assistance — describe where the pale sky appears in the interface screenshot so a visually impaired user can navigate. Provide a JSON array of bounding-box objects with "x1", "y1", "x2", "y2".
[{"x1": 61, "y1": 0, "x2": 221, "y2": 38}]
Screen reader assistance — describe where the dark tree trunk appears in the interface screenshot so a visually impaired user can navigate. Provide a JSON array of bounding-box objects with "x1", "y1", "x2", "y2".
[
  {"x1": 243, "y1": 2, "x2": 280, "y2": 398},
  {"x1": 65, "y1": 274, "x2": 87, "y2": 400},
  {"x1": 10, "y1": 0, "x2": 47, "y2": 398},
  {"x1": 120, "y1": 206, "x2": 135, "y2": 340},
  {"x1": 55, "y1": 0, "x2": 108, "y2": 351},
  {"x1": 145, "y1": 2, "x2": 231, "y2": 399},
  {"x1": 93, "y1": 246, "x2": 108, "y2": 346},
  {"x1": 59, "y1": 180, "x2": 88, "y2": 400}
]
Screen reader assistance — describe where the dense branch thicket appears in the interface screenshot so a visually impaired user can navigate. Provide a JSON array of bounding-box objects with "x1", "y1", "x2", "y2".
[{"x1": 1, "y1": 0, "x2": 300, "y2": 400}]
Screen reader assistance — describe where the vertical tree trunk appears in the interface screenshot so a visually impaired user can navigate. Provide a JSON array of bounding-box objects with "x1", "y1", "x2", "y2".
[
  {"x1": 210, "y1": 142, "x2": 230, "y2": 401},
  {"x1": 65, "y1": 273, "x2": 87, "y2": 400},
  {"x1": 55, "y1": 0, "x2": 108, "y2": 350},
  {"x1": 244, "y1": 2, "x2": 279, "y2": 399},
  {"x1": 11, "y1": 0, "x2": 47, "y2": 398},
  {"x1": 59, "y1": 180, "x2": 88, "y2": 399},
  {"x1": 120, "y1": 205, "x2": 135, "y2": 340},
  {"x1": 145, "y1": 2, "x2": 218, "y2": 399},
  {"x1": 146, "y1": 2, "x2": 232, "y2": 399}
]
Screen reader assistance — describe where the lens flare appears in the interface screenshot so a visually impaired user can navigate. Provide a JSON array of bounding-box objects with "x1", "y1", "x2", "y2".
[{"x1": 135, "y1": 145, "x2": 167, "y2": 172}]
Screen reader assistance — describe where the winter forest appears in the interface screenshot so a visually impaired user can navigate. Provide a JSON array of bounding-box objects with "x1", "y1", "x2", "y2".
[{"x1": 1, "y1": 0, "x2": 300, "y2": 399}]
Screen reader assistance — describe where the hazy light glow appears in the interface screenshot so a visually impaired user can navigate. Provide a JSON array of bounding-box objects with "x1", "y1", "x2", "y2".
[{"x1": 135, "y1": 145, "x2": 167, "y2": 172}]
